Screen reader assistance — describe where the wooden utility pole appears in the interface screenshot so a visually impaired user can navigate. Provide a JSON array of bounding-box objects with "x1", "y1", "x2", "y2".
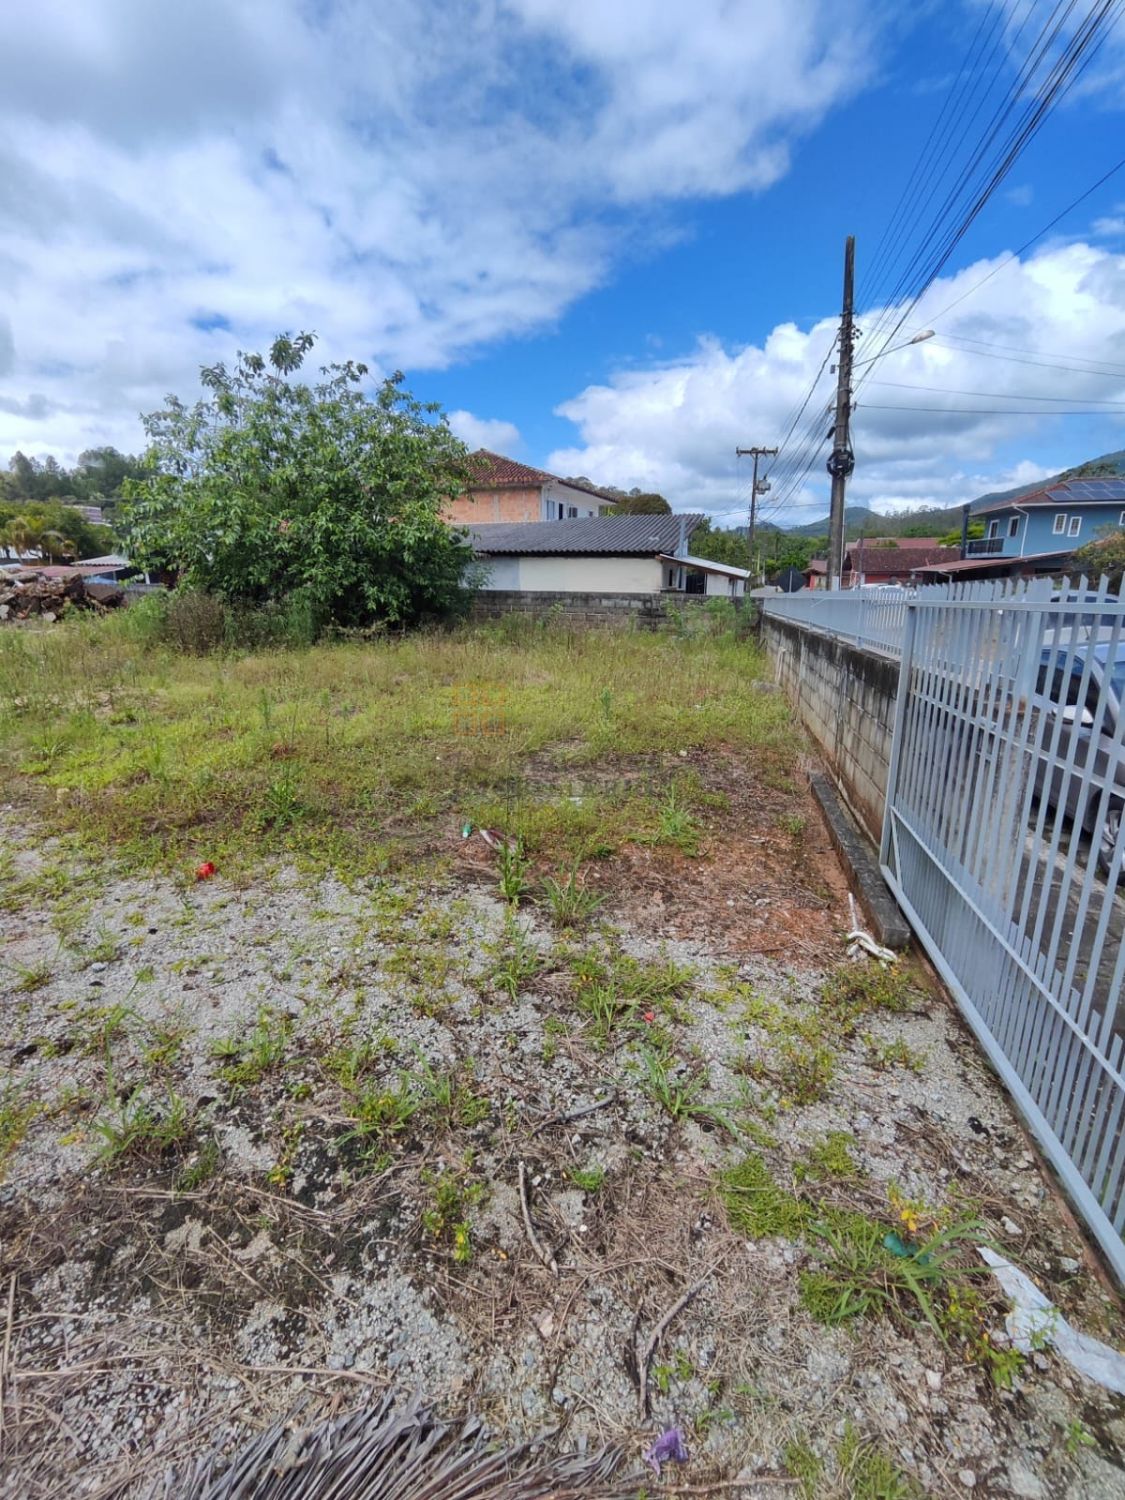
[
  {"x1": 736, "y1": 444, "x2": 778, "y2": 584},
  {"x1": 827, "y1": 235, "x2": 856, "y2": 591}
]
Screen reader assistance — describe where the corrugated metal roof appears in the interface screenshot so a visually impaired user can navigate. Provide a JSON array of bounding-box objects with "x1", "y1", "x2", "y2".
[
  {"x1": 657, "y1": 552, "x2": 749, "y2": 578},
  {"x1": 467, "y1": 516, "x2": 702, "y2": 556}
]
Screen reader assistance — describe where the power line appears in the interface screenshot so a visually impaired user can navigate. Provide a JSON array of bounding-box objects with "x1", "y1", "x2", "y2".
[
  {"x1": 917, "y1": 149, "x2": 1125, "y2": 327},
  {"x1": 867, "y1": 378, "x2": 1125, "y2": 403},
  {"x1": 856, "y1": 1, "x2": 1124, "y2": 382},
  {"x1": 927, "y1": 335, "x2": 1125, "y2": 379},
  {"x1": 859, "y1": 401, "x2": 1125, "y2": 414}
]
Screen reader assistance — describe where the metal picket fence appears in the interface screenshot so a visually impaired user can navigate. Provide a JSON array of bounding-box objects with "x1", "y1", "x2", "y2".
[
  {"x1": 761, "y1": 584, "x2": 914, "y2": 657},
  {"x1": 877, "y1": 576, "x2": 1125, "y2": 1278}
]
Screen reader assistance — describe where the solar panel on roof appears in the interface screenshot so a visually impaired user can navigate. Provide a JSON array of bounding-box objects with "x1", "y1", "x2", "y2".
[{"x1": 1064, "y1": 479, "x2": 1125, "y2": 500}]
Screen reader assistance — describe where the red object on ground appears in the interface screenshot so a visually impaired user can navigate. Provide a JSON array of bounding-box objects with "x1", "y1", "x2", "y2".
[
  {"x1": 195, "y1": 862, "x2": 216, "y2": 881},
  {"x1": 642, "y1": 1010, "x2": 656, "y2": 1024}
]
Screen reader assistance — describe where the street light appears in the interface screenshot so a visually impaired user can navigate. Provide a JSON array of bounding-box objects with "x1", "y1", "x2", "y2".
[{"x1": 844, "y1": 329, "x2": 935, "y2": 372}]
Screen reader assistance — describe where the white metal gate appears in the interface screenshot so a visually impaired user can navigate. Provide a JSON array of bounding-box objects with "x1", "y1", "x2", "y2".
[{"x1": 879, "y1": 578, "x2": 1125, "y2": 1280}]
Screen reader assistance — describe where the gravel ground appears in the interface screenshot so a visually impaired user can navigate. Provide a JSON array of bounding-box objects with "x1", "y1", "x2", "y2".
[{"x1": 1, "y1": 805, "x2": 1124, "y2": 1498}]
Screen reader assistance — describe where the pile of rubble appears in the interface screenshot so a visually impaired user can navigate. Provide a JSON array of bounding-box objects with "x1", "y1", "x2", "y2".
[{"x1": 0, "y1": 568, "x2": 125, "y2": 623}]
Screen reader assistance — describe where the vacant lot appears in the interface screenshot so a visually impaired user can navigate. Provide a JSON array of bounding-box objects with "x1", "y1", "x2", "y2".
[{"x1": 1, "y1": 619, "x2": 1123, "y2": 1498}]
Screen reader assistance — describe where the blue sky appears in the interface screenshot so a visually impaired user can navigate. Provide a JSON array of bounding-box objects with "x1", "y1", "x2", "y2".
[{"x1": 1, "y1": 1, "x2": 1124, "y2": 523}]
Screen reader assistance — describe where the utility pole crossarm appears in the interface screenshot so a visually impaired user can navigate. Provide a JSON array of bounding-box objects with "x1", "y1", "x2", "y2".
[{"x1": 735, "y1": 444, "x2": 778, "y2": 586}]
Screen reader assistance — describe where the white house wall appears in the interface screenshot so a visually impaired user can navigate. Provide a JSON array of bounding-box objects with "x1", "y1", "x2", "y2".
[
  {"x1": 704, "y1": 571, "x2": 745, "y2": 597},
  {"x1": 540, "y1": 481, "x2": 612, "y2": 520},
  {"x1": 479, "y1": 556, "x2": 521, "y2": 590},
  {"x1": 512, "y1": 555, "x2": 663, "y2": 592}
]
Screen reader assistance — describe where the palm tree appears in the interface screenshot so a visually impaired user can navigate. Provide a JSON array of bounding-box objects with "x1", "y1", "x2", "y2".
[{"x1": 40, "y1": 529, "x2": 77, "y2": 563}]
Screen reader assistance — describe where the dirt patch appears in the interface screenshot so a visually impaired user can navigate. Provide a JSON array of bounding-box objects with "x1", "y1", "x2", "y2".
[{"x1": 1, "y1": 807, "x2": 1124, "y2": 1498}]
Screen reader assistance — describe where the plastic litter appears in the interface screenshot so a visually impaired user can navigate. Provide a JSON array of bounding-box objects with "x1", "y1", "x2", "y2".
[
  {"x1": 882, "y1": 1231, "x2": 932, "y2": 1266},
  {"x1": 644, "y1": 1427, "x2": 689, "y2": 1476},
  {"x1": 478, "y1": 827, "x2": 517, "y2": 853},
  {"x1": 979, "y1": 1246, "x2": 1125, "y2": 1394},
  {"x1": 461, "y1": 822, "x2": 474, "y2": 839},
  {"x1": 845, "y1": 894, "x2": 897, "y2": 964},
  {"x1": 195, "y1": 861, "x2": 216, "y2": 881}
]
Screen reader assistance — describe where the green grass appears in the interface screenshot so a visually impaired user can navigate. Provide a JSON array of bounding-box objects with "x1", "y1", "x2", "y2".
[
  {"x1": 0, "y1": 620, "x2": 794, "y2": 883},
  {"x1": 569, "y1": 1164, "x2": 606, "y2": 1193},
  {"x1": 94, "y1": 1088, "x2": 194, "y2": 1163},
  {"x1": 0, "y1": 1088, "x2": 40, "y2": 1182},
  {"x1": 212, "y1": 1008, "x2": 293, "y2": 1091},
  {"x1": 539, "y1": 863, "x2": 605, "y2": 927}
]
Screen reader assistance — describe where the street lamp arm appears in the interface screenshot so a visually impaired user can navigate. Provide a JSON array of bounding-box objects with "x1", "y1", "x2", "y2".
[{"x1": 852, "y1": 329, "x2": 934, "y2": 370}]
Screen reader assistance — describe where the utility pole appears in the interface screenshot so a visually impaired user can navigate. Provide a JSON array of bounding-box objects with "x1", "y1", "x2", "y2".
[
  {"x1": 736, "y1": 444, "x2": 778, "y2": 585},
  {"x1": 827, "y1": 234, "x2": 856, "y2": 591}
]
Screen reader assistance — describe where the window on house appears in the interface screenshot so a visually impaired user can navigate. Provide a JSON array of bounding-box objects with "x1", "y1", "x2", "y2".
[
  {"x1": 1007, "y1": 517, "x2": 1019, "y2": 537},
  {"x1": 1053, "y1": 513, "x2": 1067, "y2": 534},
  {"x1": 684, "y1": 570, "x2": 705, "y2": 595},
  {"x1": 987, "y1": 520, "x2": 999, "y2": 539},
  {"x1": 1068, "y1": 516, "x2": 1082, "y2": 538},
  {"x1": 567, "y1": 506, "x2": 578, "y2": 518}
]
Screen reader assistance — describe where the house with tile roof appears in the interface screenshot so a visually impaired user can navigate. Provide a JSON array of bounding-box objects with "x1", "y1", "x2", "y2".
[
  {"x1": 443, "y1": 450, "x2": 618, "y2": 526},
  {"x1": 911, "y1": 477, "x2": 1125, "y2": 582}
]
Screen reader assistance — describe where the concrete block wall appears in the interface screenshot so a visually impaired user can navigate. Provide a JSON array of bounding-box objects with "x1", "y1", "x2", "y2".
[
  {"x1": 761, "y1": 613, "x2": 899, "y2": 843},
  {"x1": 468, "y1": 590, "x2": 749, "y2": 631}
]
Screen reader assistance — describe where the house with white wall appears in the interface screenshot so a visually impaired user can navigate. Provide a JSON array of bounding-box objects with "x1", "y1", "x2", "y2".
[{"x1": 467, "y1": 515, "x2": 748, "y2": 595}]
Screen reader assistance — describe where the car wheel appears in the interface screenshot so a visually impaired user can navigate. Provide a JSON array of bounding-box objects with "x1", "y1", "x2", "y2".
[{"x1": 1098, "y1": 804, "x2": 1123, "y2": 879}]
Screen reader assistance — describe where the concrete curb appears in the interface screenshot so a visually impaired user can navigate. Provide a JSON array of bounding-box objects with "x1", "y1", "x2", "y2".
[{"x1": 810, "y1": 772, "x2": 912, "y2": 951}]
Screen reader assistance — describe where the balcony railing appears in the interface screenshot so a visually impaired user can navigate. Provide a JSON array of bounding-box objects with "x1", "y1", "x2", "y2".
[{"x1": 964, "y1": 537, "x2": 1005, "y2": 556}]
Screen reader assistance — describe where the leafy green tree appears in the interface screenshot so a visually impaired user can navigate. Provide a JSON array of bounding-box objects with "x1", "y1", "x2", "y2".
[
  {"x1": 608, "y1": 491, "x2": 672, "y2": 515},
  {"x1": 689, "y1": 519, "x2": 750, "y2": 568},
  {"x1": 938, "y1": 520, "x2": 983, "y2": 547},
  {"x1": 120, "y1": 334, "x2": 477, "y2": 628},
  {"x1": 763, "y1": 532, "x2": 820, "y2": 578},
  {"x1": 1072, "y1": 526, "x2": 1125, "y2": 589},
  {"x1": 0, "y1": 499, "x2": 115, "y2": 559}
]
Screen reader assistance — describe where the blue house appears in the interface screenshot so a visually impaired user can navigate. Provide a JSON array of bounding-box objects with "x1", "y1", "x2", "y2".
[{"x1": 969, "y1": 477, "x2": 1125, "y2": 563}]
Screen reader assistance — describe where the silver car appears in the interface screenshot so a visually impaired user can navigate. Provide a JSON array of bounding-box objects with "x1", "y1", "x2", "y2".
[{"x1": 1033, "y1": 640, "x2": 1125, "y2": 877}]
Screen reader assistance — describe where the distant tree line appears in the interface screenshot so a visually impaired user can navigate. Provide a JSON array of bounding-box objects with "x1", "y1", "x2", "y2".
[{"x1": 0, "y1": 448, "x2": 142, "y2": 560}]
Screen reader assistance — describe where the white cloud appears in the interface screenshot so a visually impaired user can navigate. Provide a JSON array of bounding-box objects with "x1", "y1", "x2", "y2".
[
  {"x1": 0, "y1": 0, "x2": 879, "y2": 461},
  {"x1": 547, "y1": 241, "x2": 1125, "y2": 520},
  {"x1": 446, "y1": 411, "x2": 522, "y2": 451}
]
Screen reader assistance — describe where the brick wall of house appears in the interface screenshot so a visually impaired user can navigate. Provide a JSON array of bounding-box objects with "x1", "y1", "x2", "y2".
[{"x1": 443, "y1": 487, "x2": 543, "y2": 525}]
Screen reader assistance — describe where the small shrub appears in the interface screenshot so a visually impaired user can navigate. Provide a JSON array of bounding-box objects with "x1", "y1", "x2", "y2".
[{"x1": 165, "y1": 589, "x2": 228, "y2": 654}]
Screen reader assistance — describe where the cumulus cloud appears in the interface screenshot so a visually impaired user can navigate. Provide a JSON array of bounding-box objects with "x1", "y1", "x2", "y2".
[
  {"x1": 447, "y1": 411, "x2": 522, "y2": 452},
  {"x1": 547, "y1": 241, "x2": 1125, "y2": 519},
  {"x1": 0, "y1": 0, "x2": 878, "y2": 460}
]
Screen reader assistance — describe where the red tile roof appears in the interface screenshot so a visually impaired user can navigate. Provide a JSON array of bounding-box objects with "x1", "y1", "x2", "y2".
[
  {"x1": 846, "y1": 545, "x2": 959, "y2": 573},
  {"x1": 467, "y1": 450, "x2": 617, "y2": 502}
]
